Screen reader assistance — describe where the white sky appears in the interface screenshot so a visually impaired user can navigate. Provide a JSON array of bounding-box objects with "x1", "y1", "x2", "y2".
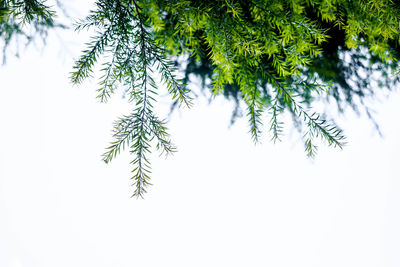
[{"x1": 1, "y1": 1, "x2": 400, "y2": 266}]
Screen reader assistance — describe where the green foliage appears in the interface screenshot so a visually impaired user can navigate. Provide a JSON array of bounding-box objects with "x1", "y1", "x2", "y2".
[
  {"x1": 70, "y1": 0, "x2": 400, "y2": 196},
  {"x1": 176, "y1": 0, "x2": 400, "y2": 122},
  {"x1": 0, "y1": 0, "x2": 65, "y2": 63},
  {"x1": 2, "y1": 0, "x2": 400, "y2": 197},
  {"x1": 2, "y1": 0, "x2": 54, "y2": 23}
]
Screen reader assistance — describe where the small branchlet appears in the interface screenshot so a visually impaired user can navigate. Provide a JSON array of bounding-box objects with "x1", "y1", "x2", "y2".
[{"x1": 271, "y1": 78, "x2": 346, "y2": 156}]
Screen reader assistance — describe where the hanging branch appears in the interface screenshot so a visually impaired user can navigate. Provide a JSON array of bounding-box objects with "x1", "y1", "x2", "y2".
[
  {"x1": 271, "y1": 78, "x2": 346, "y2": 156},
  {"x1": 71, "y1": 0, "x2": 187, "y2": 197}
]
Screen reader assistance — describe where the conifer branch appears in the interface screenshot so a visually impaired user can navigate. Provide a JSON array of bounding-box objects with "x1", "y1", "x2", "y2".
[
  {"x1": 71, "y1": 25, "x2": 113, "y2": 84},
  {"x1": 247, "y1": 84, "x2": 263, "y2": 143},
  {"x1": 269, "y1": 99, "x2": 283, "y2": 143},
  {"x1": 152, "y1": 51, "x2": 193, "y2": 108},
  {"x1": 103, "y1": 114, "x2": 137, "y2": 164},
  {"x1": 272, "y1": 78, "x2": 346, "y2": 154},
  {"x1": 97, "y1": 41, "x2": 126, "y2": 102}
]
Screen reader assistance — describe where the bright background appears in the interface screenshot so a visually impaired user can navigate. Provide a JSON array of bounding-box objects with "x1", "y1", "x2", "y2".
[{"x1": 1, "y1": 1, "x2": 400, "y2": 266}]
